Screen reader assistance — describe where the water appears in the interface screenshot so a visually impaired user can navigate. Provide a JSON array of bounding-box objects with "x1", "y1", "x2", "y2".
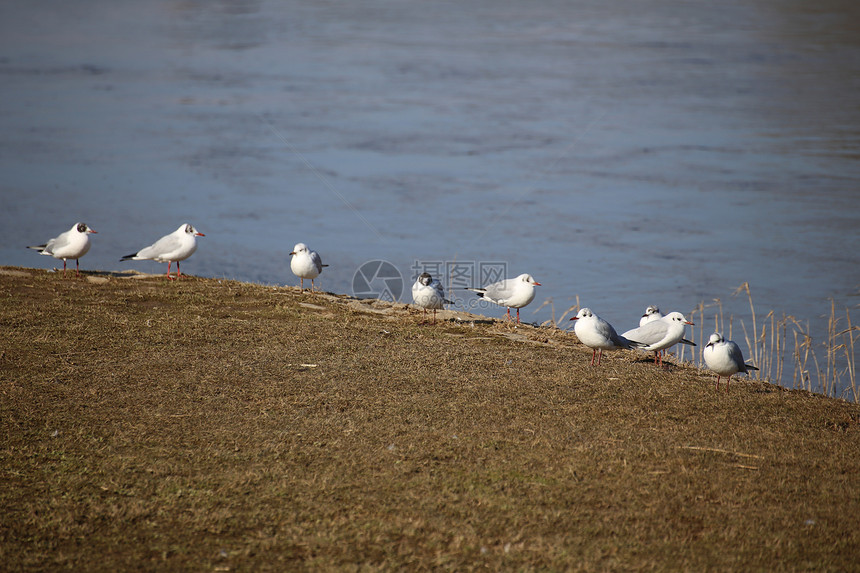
[{"x1": 2, "y1": 0, "x2": 859, "y2": 396}]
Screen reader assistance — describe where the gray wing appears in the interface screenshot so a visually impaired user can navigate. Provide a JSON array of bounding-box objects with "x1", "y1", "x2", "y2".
[
  {"x1": 138, "y1": 233, "x2": 182, "y2": 259},
  {"x1": 600, "y1": 320, "x2": 637, "y2": 349},
  {"x1": 311, "y1": 251, "x2": 324, "y2": 274},
  {"x1": 431, "y1": 279, "x2": 451, "y2": 303},
  {"x1": 43, "y1": 230, "x2": 74, "y2": 255},
  {"x1": 482, "y1": 279, "x2": 515, "y2": 304},
  {"x1": 727, "y1": 341, "x2": 755, "y2": 372},
  {"x1": 622, "y1": 320, "x2": 668, "y2": 346}
]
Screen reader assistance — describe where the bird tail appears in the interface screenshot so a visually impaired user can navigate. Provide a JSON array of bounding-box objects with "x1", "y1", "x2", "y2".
[
  {"x1": 27, "y1": 244, "x2": 47, "y2": 253},
  {"x1": 621, "y1": 336, "x2": 647, "y2": 349},
  {"x1": 745, "y1": 363, "x2": 759, "y2": 371},
  {"x1": 679, "y1": 338, "x2": 697, "y2": 347},
  {"x1": 120, "y1": 253, "x2": 138, "y2": 261},
  {"x1": 464, "y1": 288, "x2": 485, "y2": 298}
]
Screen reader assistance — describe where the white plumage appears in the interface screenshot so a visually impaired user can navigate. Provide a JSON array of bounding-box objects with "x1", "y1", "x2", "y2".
[
  {"x1": 28, "y1": 222, "x2": 97, "y2": 278},
  {"x1": 570, "y1": 307, "x2": 641, "y2": 366},
  {"x1": 290, "y1": 242, "x2": 327, "y2": 291},
  {"x1": 466, "y1": 273, "x2": 541, "y2": 324},
  {"x1": 411, "y1": 272, "x2": 451, "y2": 324},
  {"x1": 121, "y1": 223, "x2": 204, "y2": 280},
  {"x1": 622, "y1": 311, "x2": 695, "y2": 366},
  {"x1": 703, "y1": 332, "x2": 758, "y2": 391}
]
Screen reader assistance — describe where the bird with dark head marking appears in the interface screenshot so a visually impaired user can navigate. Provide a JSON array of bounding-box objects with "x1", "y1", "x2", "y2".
[{"x1": 28, "y1": 222, "x2": 97, "y2": 278}]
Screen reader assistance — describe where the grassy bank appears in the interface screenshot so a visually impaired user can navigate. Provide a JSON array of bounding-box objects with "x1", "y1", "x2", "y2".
[{"x1": 2, "y1": 267, "x2": 859, "y2": 571}]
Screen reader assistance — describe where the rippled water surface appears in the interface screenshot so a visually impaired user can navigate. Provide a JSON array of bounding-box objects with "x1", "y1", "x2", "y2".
[{"x1": 2, "y1": 0, "x2": 859, "y2": 395}]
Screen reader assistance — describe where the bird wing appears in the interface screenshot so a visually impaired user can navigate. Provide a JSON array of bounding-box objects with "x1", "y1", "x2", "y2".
[
  {"x1": 727, "y1": 341, "x2": 754, "y2": 371},
  {"x1": 481, "y1": 279, "x2": 515, "y2": 304},
  {"x1": 44, "y1": 230, "x2": 74, "y2": 255},
  {"x1": 622, "y1": 320, "x2": 668, "y2": 346},
  {"x1": 311, "y1": 251, "x2": 324, "y2": 274},
  {"x1": 138, "y1": 233, "x2": 183, "y2": 260}
]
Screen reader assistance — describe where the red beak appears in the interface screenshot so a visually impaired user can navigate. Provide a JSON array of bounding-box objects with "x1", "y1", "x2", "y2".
[{"x1": 196, "y1": 232, "x2": 205, "y2": 236}]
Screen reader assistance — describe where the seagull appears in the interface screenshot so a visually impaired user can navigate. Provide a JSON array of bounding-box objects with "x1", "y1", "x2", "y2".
[
  {"x1": 121, "y1": 223, "x2": 204, "y2": 280},
  {"x1": 27, "y1": 222, "x2": 97, "y2": 278},
  {"x1": 640, "y1": 305, "x2": 663, "y2": 326},
  {"x1": 703, "y1": 332, "x2": 759, "y2": 392},
  {"x1": 637, "y1": 304, "x2": 694, "y2": 360},
  {"x1": 466, "y1": 273, "x2": 541, "y2": 324},
  {"x1": 570, "y1": 308, "x2": 642, "y2": 366},
  {"x1": 412, "y1": 272, "x2": 452, "y2": 325},
  {"x1": 622, "y1": 311, "x2": 695, "y2": 366},
  {"x1": 290, "y1": 243, "x2": 327, "y2": 292}
]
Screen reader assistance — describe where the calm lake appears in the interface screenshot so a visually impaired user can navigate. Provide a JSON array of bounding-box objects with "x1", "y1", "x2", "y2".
[{"x1": 2, "y1": 0, "x2": 858, "y2": 397}]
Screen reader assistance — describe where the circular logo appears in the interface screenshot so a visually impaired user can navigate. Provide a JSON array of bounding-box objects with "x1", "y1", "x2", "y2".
[{"x1": 352, "y1": 260, "x2": 404, "y2": 302}]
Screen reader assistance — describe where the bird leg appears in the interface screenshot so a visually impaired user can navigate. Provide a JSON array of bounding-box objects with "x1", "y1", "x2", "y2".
[
  {"x1": 167, "y1": 261, "x2": 176, "y2": 281},
  {"x1": 505, "y1": 308, "x2": 511, "y2": 321},
  {"x1": 75, "y1": 258, "x2": 81, "y2": 278},
  {"x1": 726, "y1": 375, "x2": 731, "y2": 393},
  {"x1": 432, "y1": 309, "x2": 437, "y2": 325},
  {"x1": 597, "y1": 349, "x2": 603, "y2": 366},
  {"x1": 590, "y1": 350, "x2": 597, "y2": 366},
  {"x1": 62, "y1": 259, "x2": 67, "y2": 278},
  {"x1": 177, "y1": 261, "x2": 182, "y2": 279},
  {"x1": 516, "y1": 308, "x2": 521, "y2": 324}
]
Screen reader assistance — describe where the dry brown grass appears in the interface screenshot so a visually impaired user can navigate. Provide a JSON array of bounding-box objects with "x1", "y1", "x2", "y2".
[
  {"x1": 686, "y1": 283, "x2": 859, "y2": 401},
  {"x1": 2, "y1": 267, "x2": 860, "y2": 571}
]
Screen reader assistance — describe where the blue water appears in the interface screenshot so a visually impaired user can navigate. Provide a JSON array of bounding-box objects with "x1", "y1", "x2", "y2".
[{"x1": 2, "y1": 0, "x2": 859, "y2": 396}]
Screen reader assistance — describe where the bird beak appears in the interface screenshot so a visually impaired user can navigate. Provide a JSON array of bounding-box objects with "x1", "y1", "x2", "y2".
[
  {"x1": 289, "y1": 251, "x2": 296, "y2": 256},
  {"x1": 685, "y1": 320, "x2": 694, "y2": 325},
  {"x1": 533, "y1": 282, "x2": 542, "y2": 286},
  {"x1": 196, "y1": 232, "x2": 205, "y2": 237},
  {"x1": 569, "y1": 317, "x2": 578, "y2": 321},
  {"x1": 89, "y1": 230, "x2": 98, "y2": 234}
]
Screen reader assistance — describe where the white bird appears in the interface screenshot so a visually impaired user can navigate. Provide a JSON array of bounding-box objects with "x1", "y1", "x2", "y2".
[
  {"x1": 28, "y1": 222, "x2": 97, "y2": 278},
  {"x1": 622, "y1": 311, "x2": 695, "y2": 366},
  {"x1": 412, "y1": 272, "x2": 452, "y2": 325},
  {"x1": 703, "y1": 332, "x2": 759, "y2": 392},
  {"x1": 290, "y1": 242, "x2": 327, "y2": 292},
  {"x1": 570, "y1": 308, "x2": 641, "y2": 366},
  {"x1": 640, "y1": 305, "x2": 663, "y2": 326},
  {"x1": 637, "y1": 304, "x2": 694, "y2": 361},
  {"x1": 466, "y1": 273, "x2": 541, "y2": 324},
  {"x1": 121, "y1": 223, "x2": 204, "y2": 280}
]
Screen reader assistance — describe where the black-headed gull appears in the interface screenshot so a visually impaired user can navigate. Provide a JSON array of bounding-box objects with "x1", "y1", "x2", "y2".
[
  {"x1": 640, "y1": 305, "x2": 663, "y2": 326},
  {"x1": 27, "y1": 222, "x2": 97, "y2": 278},
  {"x1": 290, "y1": 242, "x2": 327, "y2": 292},
  {"x1": 637, "y1": 304, "x2": 694, "y2": 360},
  {"x1": 412, "y1": 272, "x2": 452, "y2": 325},
  {"x1": 121, "y1": 223, "x2": 204, "y2": 280},
  {"x1": 622, "y1": 311, "x2": 695, "y2": 366},
  {"x1": 570, "y1": 308, "x2": 642, "y2": 366},
  {"x1": 703, "y1": 332, "x2": 759, "y2": 392},
  {"x1": 466, "y1": 273, "x2": 541, "y2": 324}
]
